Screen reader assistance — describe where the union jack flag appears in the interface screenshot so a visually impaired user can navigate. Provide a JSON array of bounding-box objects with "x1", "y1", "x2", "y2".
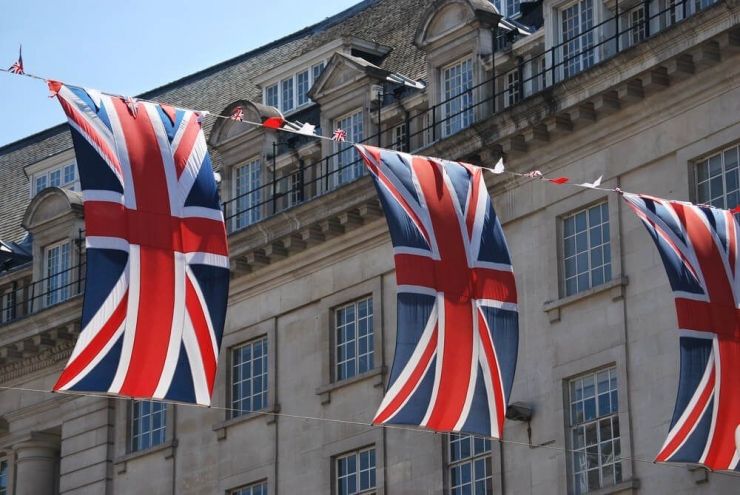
[
  {"x1": 332, "y1": 128, "x2": 347, "y2": 142},
  {"x1": 229, "y1": 106, "x2": 243, "y2": 122},
  {"x1": 8, "y1": 45, "x2": 23, "y2": 75},
  {"x1": 623, "y1": 193, "x2": 740, "y2": 471},
  {"x1": 51, "y1": 83, "x2": 229, "y2": 406},
  {"x1": 356, "y1": 145, "x2": 519, "y2": 438}
]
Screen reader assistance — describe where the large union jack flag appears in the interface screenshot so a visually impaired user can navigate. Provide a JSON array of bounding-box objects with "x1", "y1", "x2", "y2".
[
  {"x1": 356, "y1": 145, "x2": 519, "y2": 438},
  {"x1": 623, "y1": 193, "x2": 740, "y2": 471},
  {"x1": 51, "y1": 83, "x2": 229, "y2": 406}
]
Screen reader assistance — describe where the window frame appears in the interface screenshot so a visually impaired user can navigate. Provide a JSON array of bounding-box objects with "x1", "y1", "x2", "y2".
[
  {"x1": 230, "y1": 335, "x2": 270, "y2": 419},
  {"x1": 334, "y1": 446, "x2": 377, "y2": 495},
  {"x1": 334, "y1": 296, "x2": 375, "y2": 382},
  {"x1": 561, "y1": 201, "x2": 612, "y2": 298},
  {"x1": 43, "y1": 240, "x2": 72, "y2": 307},
  {"x1": 231, "y1": 480, "x2": 268, "y2": 495},
  {"x1": 441, "y1": 57, "x2": 475, "y2": 137},
  {"x1": 31, "y1": 161, "x2": 79, "y2": 198},
  {"x1": 559, "y1": 0, "x2": 597, "y2": 79},
  {"x1": 567, "y1": 367, "x2": 622, "y2": 494},
  {"x1": 333, "y1": 110, "x2": 365, "y2": 187},
  {"x1": 0, "y1": 458, "x2": 8, "y2": 495},
  {"x1": 262, "y1": 61, "x2": 326, "y2": 114},
  {"x1": 694, "y1": 142, "x2": 740, "y2": 211},
  {"x1": 130, "y1": 399, "x2": 168, "y2": 453},
  {"x1": 446, "y1": 433, "x2": 494, "y2": 495},
  {"x1": 233, "y1": 158, "x2": 262, "y2": 231}
]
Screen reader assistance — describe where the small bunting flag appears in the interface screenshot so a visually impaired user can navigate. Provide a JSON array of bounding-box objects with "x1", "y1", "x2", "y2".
[
  {"x1": 332, "y1": 128, "x2": 347, "y2": 142},
  {"x1": 122, "y1": 96, "x2": 139, "y2": 118},
  {"x1": 230, "y1": 107, "x2": 244, "y2": 122},
  {"x1": 8, "y1": 45, "x2": 24, "y2": 75}
]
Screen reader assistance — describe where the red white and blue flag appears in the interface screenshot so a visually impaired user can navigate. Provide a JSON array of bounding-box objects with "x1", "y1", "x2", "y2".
[
  {"x1": 51, "y1": 82, "x2": 229, "y2": 406},
  {"x1": 623, "y1": 192, "x2": 740, "y2": 471},
  {"x1": 356, "y1": 145, "x2": 519, "y2": 438},
  {"x1": 8, "y1": 45, "x2": 23, "y2": 75}
]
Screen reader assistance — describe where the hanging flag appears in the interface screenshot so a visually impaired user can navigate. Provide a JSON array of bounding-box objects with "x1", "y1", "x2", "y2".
[
  {"x1": 356, "y1": 145, "x2": 519, "y2": 438},
  {"x1": 51, "y1": 83, "x2": 230, "y2": 406},
  {"x1": 622, "y1": 193, "x2": 740, "y2": 471},
  {"x1": 230, "y1": 106, "x2": 244, "y2": 121},
  {"x1": 8, "y1": 45, "x2": 24, "y2": 75},
  {"x1": 332, "y1": 128, "x2": 347, "y2": 142}
]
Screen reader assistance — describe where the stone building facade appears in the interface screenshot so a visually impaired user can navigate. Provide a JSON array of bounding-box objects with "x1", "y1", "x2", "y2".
[{"x1": 0, "y1": 0, "x2": 739, "y2": 493}]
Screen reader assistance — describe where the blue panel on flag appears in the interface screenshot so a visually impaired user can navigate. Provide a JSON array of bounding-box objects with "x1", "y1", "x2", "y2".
[
  {"x1": 166, "y1": 342, "x2": 197, "y2": 404},
  {"x1": 81, "y1": 249, "x2": 128, "y2": 325},
  {"x1": 461, "y1": 366, "x2": 492, "y2": 437}
]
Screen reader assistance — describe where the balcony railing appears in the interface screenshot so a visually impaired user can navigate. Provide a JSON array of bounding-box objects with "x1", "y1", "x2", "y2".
[
  {"x1": 0, "y1": 261, "x2": 86, "y2": 325},
  {"x1": 224, "y1": 0, "x2": 719, "y2": 234}
]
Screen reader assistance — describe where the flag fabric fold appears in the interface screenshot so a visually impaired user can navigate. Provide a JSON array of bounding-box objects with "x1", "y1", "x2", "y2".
[
  {"x1": 52, "y1": 83, "x2": 230, "y2": 406},
  {"x1": 356, "y1": 145, "x2": 519, "y2": 438},
  {"x1": 622, "y1": 192, "x2": 740, "y2": 471}
]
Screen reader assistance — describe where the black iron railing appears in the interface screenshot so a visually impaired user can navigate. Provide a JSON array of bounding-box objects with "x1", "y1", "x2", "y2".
[{"x1": 225, "y1": 0, "x2": 719, "y2": 234}]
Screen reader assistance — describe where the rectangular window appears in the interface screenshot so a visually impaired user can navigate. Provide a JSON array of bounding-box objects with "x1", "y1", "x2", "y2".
[
  {"x1": 448, "y1": 434, "x2": 493, "y2": 495},
  {"x1": 288, "y1": 171, "x2": 301, "y2": 207},
  {"x1": 281, "y1": 77, "x2": 294, "y2": 113},
  {"x1": 131, "y1": 400, "x2": 167, "y2": 452},
  {"x1": 234, "y1": 159, "x2": 262, "y2": 230},
  {"x1": 563, "y1": 202, "x2": 611, "y2": 297},
  {"x1": 313, "y1": 61, "x2": 326, "y2": 82},
  {"x1": 1, "y1": 289, "x2": 16, "y2": 323},
  {"x1": 0, "y1": 459, "x2": 7, "y2": 495},
  {"x1": 35, "y1": 176, "x2": 47, "y2": 196},
  {"x1": 266, "y1": 84, "x2": 279, "y2": 109},
  {"x1": 695, "y1": 143, "x2": 740, "y2": 210},
  {"x1": 297, "y1": 69, "x2": 311, "y2": 107},
  {"x1": 629, "y1": 6, "x2": 646, "y2": 46},
  {"x1": 390, "y1": 123, "x2": 407, "y2": 152},
  {"x1": 231, "y1": 337, "x2": 268, "y2": 418},
  {"x1": 336, "y1": 447, "x2": 376, "y2": 495},
  {"x1": 506, "y1": 0, "x2": 521, "y2": 17},
  {"x1": 334, "y1": 111, "x2": 365, "y2": 186},
  {"x1": 335, "y1": 297, "x2": 374, "y2": 381},
  {"x1": 561, "y1": 0, "x2": 595, "y2": 78},
  {"x1": 506, "y1": 69, "x2": 520, "y2": 107},
  {"x1": 45, "y1": 241, "x2": 71, "y2": 306},
  {"x1": 532, "y1": 56, "x2": 547, "y2": 93},
  {"x1": 64, "y1": 163, "x2": 76, "y2": 185},
  {"x1": 569, "y1": 368, "x2": 621, "y2": 493},
  {"x1": 50, "y1": 169, "x2": 62, "y2": 188},
  {"x1": 231, "y1": 481, "x2": 268, "y2": 495},
  {"x1": 442, "y1": 58, "x2": 475, "y2": 137},
  {"x1": 31, "y1": 163, "x2": 79, "y2": 197}
]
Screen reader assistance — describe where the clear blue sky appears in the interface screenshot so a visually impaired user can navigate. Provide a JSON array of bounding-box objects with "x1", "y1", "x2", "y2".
[{"x1": 0, "y1": 0, "x2": 356, "y2": 148}]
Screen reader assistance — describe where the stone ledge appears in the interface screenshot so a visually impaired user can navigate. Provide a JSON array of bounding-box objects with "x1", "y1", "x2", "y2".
[
  {"x1": 113, "y1": 439, "x2": 177, "y2": 474},
  {"x1": 316, "y1": 366, "x2": 386, "y2": 405},
  {"x1": 543, "y1": 276, "x2": 629, "y2": 323},
  {"x1": 211, "y1": 404, "x2": 281, "y2": 440}
]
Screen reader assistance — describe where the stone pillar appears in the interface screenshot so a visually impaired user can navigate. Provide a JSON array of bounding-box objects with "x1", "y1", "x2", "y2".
[{"x1": 12, "y1": 432, "x2": 60, "y2": 495}]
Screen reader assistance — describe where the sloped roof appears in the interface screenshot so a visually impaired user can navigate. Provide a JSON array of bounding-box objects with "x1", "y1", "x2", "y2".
[{"x1": 0, "y1": 0, "x2": 431, "y2": 243}]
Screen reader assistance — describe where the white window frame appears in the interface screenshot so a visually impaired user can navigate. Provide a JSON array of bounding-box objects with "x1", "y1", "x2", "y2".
[
  {"x1": 559, "y1": 0, "x2": 597, "y2": 79},
  {"x1": 695, "y1": 142, "x2": 740, "y2": 210},
  {"x1": 441, "y1": 58, "x2": 475, "y2": 137},
  {"x1": 231, "y1": 480, "x2": 268, "y2": 495},
  {"x1": 447, "y1": 433, "x2": 494, "y2": 495},
  {"x1": 334, "y1": 110, "x2": 365, "y2": 187},
  {"x1": 231, "y1": 336, "x2": 269, "y2": 419},
  {"x1": 130, "y1": 400, "x2": 167, "y2": 453},
  {"x1": 334, "y1": 296, "x2": 374, "y2": 382},
  {"x1": 263, "y1": 61, "x2": 326, "y2": 114},
  {"x1": 568, "y1": 367, "x2": 622, "y2": 493},
  {"x1": 31, "y1": 162, "x2": 79, "y2": 198},
  {"x1": 44, "y1": 240, "x2": 71, "y2": 307},
  {"x1": 562, "y1": 202, "x2": 612, "y2": 297},
  {"x1": 490, "y1": 0, "x2": 522, "y2": 18},
  {"x1": 288, "y1": 171, "x2": 301, "y2": 207},
  {"x1": 335, "y1": 447, "x2": 377, "y2": 495},
  {"x1": 505, "y1": 69, "x2": 521, "y2": 107},
  {"x1": 1, "y1": 288, "x2": 16, "y2": 323},
  {"x1": 389, "y1": 123, "x2": 407, "y2": 152},
  {"x1": 233, "y1": 159, "x2": 262, "y2": 231}
]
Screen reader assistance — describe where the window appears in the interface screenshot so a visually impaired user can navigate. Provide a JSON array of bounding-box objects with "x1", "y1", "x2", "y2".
[
  {"x1": 562, "y1": 202, "x2": 611, "y2": 297},
  {"x1": 448, "y1": 433, "x2": 493, "y2": 495},
  {"x1": 231, "y1": 337, "x2": 268, "y2": 418},
  {"x1": 695, "y1": 143, "x2": 740, "y2": 210},
  {"x1": 234, "y1": 159, "x2": 262, "y2": 230},
  {"x1": 628, "y1": 6, "x2": 646, "y2": 46},
  {"x1": 32, "y1": 162, "x2": 78, "y2": 197},
  {"x1": 442, "y1": 58, "x2": 475, "y2": 137},
  {"x1": 561, "y1": 0, "x2": 595, "y2": 78},
  {"x1": 532, "y1": 56, "x2": 548, "y2": 93},
  {"x1": 288, "y1": 171, "x2": 301, "y2": 207},
  {"x1": 131, "y1": 400, "x2": 167, "y2": 452},
  {"x1": 0, "y1": 459, "x2": 7, "y2": 495},
  {"x1": 45, "y1": 241, "x2": 71, "y2": 306},
  {"x1": 336, "y1": 447, "x2": 376, "y2": 495},
  {"x1": 569, "y1": 368, "x2": 621, "y2": 493},
  {"x1": 232, "y1": 481, "x2": 268, "y2": 495},
  {"x1": 334, "y1": 111, "x2": 364, "y2": 186},
  {"x1": 263, "y1": 61, "x2": 325, "y2": 113},
  {"x1": 389, "y1": 123, "x2": 407, "y2": 152},
  {"x1": 489, "y1": 0, "x2": 521, "y2": 18},
  {"x1": 505, "y1": 69, "x2": 520, "y2": 107},
  {"x1": 335, "y1": 297, "x2": 374, "y2": 381},
  {"x1": 1, "y1": 289, "x2": 16, "y2": 323}
]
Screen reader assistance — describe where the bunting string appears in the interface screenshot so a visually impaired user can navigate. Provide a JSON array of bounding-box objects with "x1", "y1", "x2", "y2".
[{"x1": 0, "y1": 384, "x2": 738, "y2": 477}]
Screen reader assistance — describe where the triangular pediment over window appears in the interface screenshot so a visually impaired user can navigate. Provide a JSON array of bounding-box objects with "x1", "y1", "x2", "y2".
[{"x1": 308, "y1": 52, "x2": 392, "y2": 104}]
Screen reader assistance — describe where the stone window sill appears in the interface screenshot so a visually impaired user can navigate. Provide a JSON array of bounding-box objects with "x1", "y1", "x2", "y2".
[
  {"x1": 212, "y1": 404, "x2": 281, "y2": 440},
  {"x1": 543, "y1": 276, "x2": 629, "y2": 323},
  {"x1": 114, "y1": 439, "x2": 177, "y2": 474},
  {"x1": 578, "y1": 478, "x2": 640, "y2": 495},
  {"x1": 316, "y1": 366, "x2": 386, "y2": 404}
]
